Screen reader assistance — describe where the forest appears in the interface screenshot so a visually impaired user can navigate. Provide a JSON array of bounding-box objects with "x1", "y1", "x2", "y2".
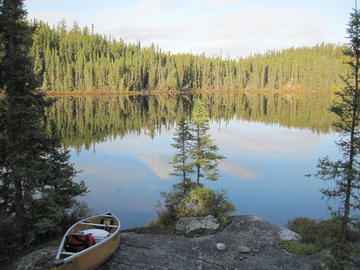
[
  {"x1": 47, "y1": 92, "x2": 337, "y2": 151},
  {"x1": 30, "y1": 20, "x2": 347, "y2": 92}
]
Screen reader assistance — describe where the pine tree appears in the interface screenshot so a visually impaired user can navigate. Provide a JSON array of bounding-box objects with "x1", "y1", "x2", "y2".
[
  {"x1": 0, "y1": 0, "x2": 87, "y2": 255},
  {"x1": 170, "y1": 117, "x2": 194, "y2": 193},
  {"x1": 314, "y1": 8, "x2": 360, "y2": 269},
  {"x1": 190, "y1": 98, "x2": 224, "y2": 185}
]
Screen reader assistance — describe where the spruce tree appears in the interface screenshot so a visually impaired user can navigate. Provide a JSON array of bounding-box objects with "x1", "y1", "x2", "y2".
[
  {"x1": 170, "y1": 116, "x2": 194, "y2": 193},
  {"x1": 190, "y1": 98, "x2": 224, "y2": 185},
  {"x1": 314, "y1": 8, "x2": 360, "y2": 269},
  {"x1": 0, "y1": 0, "x2": 87, "y2": 254}
]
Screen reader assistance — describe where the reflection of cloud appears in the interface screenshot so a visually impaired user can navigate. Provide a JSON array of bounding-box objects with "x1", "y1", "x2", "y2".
[
  {"x1": 96, "y1": 131, "x2": 172, "y2": 156},
  {"x1": 211, "y1": 121, "x2": 324, "y2": 159},
  {"x1": 137, "y1": 155, "x2": 172, "y2": 179},
  {"x1": 76, "y1": 165, "x2": 103, "y2": 177},
  {"x1": 219, "y1": 161, "x2": 259, "y2": 180}
]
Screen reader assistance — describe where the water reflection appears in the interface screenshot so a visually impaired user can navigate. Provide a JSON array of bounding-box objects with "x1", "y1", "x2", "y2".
[
  {"x1": 49, "y1": 92, "x2": 338, "y2": 228},
  {"x1": 48, "y1": 92, "x2": 336, "y2": 151}
]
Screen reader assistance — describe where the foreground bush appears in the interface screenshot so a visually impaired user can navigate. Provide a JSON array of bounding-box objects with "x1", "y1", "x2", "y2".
[
  {"x1": 179, "y1": 187, "x2": 236, "y2": 219},
  {"x1": 287, "y1": 217, "x2": 360, "y2": 250},
  {"x1": 155, "y1": 186, "x2": 236, "y2": 227}
]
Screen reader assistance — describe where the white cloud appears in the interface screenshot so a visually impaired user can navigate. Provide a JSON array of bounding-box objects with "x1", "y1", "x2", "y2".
[
  {"x1": 208, "y1": 0, "x2": 238, "y2": 7},
  {"x1": 211, "y1": 121, "x2": 324, "y2": 159},
  {"x1": 27, "y1": 1, "x2": 347, "y2": 58},
  {"x1": 193, "y1": 0, "x2": 239, "y2": 8},
  {"x1": 219, "y1": 161, "x2": 259, "y2": 179},
  {"x1": 136, "y1": 0, "x2": 173, "y2": 9},
  {"x1": 137, "y1": 155, "x2": 172, "y2": 179}
]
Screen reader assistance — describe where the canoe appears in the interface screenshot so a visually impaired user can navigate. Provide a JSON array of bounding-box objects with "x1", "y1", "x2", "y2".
[{"x1": 51, "y1": 212, "x2": 121, "y2": 270}]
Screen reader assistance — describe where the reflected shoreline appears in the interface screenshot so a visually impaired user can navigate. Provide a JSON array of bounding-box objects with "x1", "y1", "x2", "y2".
[
  {"x1": 47, "y1": 91, "x2": 336, "y2": 151},
  {"x1": 47, "y1": 88, "x2": 336, "y2": 97}
]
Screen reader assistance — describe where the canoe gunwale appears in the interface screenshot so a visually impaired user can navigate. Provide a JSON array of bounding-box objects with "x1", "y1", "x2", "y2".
[{"x1": 55, "y1": 212, "x2": 121, "y2": 265}]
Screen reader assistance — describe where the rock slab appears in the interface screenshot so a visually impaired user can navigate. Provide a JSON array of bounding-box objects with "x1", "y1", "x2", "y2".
[
  {"x1": 100, "y1": 215, "x2": 317, "y2": 270},
  {"x1": 175, "y1": 215, "x2": 220, "y2": 233},
  {"x1": 11, "y1": 216, "x2": 325, "y2": 270}
]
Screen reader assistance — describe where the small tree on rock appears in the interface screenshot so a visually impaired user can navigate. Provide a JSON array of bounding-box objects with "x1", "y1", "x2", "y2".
[
  {"x1": 170, "y1": 116, "x2": 194, "y2": 193},
  {"x1": 190, "y1": 98, "x2": 224, "y2": 185}
]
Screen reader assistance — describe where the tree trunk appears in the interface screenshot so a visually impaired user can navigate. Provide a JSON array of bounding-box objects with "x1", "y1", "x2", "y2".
[{"x1": 14, "y1": 176, "x2": 25, "y2": 242}]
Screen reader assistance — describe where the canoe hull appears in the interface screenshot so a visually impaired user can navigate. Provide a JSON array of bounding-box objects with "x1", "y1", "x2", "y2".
[
  {"x1": 52, "y1": 213, "x2": 121, "y2": 270},
  {"x1": 53, "y1": 230, "x2": 120, "y2": 270}
]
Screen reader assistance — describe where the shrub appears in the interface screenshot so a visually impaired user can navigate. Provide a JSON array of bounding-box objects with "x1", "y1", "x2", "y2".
[
  {"x1": 154, "y1": 186, "x2": 236, "y2": 227},
  {"x1": 287, "y1": 217, "x2": 318, "y2": 243},
  {"x1": 287, "y1": 216, "x2": 360, "y2": 250},
  {"x1": 179, "y1": 187, "x2": 236, "y2": 219},
  {"x1": 278, "y1": 240, "x2": 317, "y2": 256}
]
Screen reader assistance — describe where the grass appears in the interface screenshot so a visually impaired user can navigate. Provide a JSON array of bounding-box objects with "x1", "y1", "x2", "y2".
[{"x1": 278, "y1": 240, "x2": 318, "y2": 256}]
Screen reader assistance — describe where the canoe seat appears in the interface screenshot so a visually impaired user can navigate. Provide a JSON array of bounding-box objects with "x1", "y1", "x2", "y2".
[
  {"x1": 93, "y1": 236, "x2": 107, "y2": 241},
  {"x1": 79, "y1": 222, "x2": 118, "y2": 228},
  {"x1": 61, "y1": 251, "x2": 76, "y2": 255}
]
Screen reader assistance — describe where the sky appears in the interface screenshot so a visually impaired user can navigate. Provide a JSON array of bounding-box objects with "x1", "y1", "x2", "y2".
[{"x1": 26, "y1": 0, "x2": 354, "y2": 58}]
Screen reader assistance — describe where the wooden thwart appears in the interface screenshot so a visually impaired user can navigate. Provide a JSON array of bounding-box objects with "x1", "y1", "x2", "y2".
[
  {"x1": 60, "y1": 252, "x2": 76, "y2": 255},
  {"x1": 79, "y1": 222, "x2": 118, "y2": 228}
]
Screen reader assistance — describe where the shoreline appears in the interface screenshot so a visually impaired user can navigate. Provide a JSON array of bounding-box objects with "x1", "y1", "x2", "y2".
[
  {"x1": 9, "y1": 215, "x2": 328, "y2": 270},
  {"x1": 45, "y1": 88, "x2": 335, "y2": 97}
]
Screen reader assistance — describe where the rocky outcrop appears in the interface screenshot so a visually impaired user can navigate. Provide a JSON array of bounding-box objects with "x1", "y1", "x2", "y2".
[
  {"x1": 10, "y1": 215, "x2": 323, "y2": 270},
  {"x1": 99, "y1": 216, "x2": 318, "y2": 270},
  {"x1": 278, "y1": 226, "x2": 301, "y2": 241},
  {"x1": 11, "y1": 246, "x2": 57, "y2": 270},
  {"x1": 176, "y1": 215, "x2": 220, "y2": 233}
]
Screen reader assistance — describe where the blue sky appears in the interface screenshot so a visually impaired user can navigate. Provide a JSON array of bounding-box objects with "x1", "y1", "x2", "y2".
[{"x1": 26, "y1": 0, "x2": 354, "y2": 58}]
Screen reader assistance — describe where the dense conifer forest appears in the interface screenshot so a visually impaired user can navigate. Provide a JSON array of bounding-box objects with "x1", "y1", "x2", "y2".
[
  {"x1": 47, "y1": 92, "x2": 336, "y2": 151},
  {"x1": 30, "y1": 21, "x2": 346, "y2": 92}
]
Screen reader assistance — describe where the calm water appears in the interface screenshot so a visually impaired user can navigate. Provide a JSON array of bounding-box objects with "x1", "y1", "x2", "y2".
[{"x1": 49, "y1": 92, "x2": 339, "y2": 229}]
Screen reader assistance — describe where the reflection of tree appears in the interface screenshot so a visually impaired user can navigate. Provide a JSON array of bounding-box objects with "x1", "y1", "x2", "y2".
[{"x1": 46, "y1": 92, "x2": 336, "y2": 150}]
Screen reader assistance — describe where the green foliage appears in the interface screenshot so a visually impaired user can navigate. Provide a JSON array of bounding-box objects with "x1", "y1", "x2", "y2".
[
  {"x1": 190, "y1": 99, "x2": 225, "y2": 184},
  {"x1": 155, "y1": 185, "x2": 235, "y2": 227},
  {"x1": 287, "y1": 217, "x2": 319, "y2": 243},
  {"x1": 27, "y1": 20, "x2": 346, "y2": 92},
  {"x1": 324, "y1": 241, "x2": 353, "y2": 270},
  {"x1": 170, "y1": 116, "x2": 194, "y2": 193},
  {"x1": 313, "y1": 8, "x2": 360, "y2": 268},
  {"x1": 0, "y1": 0, "x2": 87, "y2": 259},
  {"x1": 287, "y1": 217, "x2": 360, "y2": 253},
  {"x1": 179, "y1": 187, "x2": 236, "y2": 219},
  {"x1": 278, "y1": 240, "x2": 317, "y2": 256},
  {"x1": 47, "y1": 92, "x2": 336, "y2": 151}
]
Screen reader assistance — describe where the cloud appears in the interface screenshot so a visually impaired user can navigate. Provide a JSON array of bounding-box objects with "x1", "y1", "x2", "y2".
[
  {"x1": 211, "y1": 120, "x2": 324, "y2": 159},
  {"x1": 208, "y1": 0, "x2": 238, "y2": 7},
  {"x1": 136, "y1": 0, "x2": 173, "y2": 9},
  {"x1": 137, "y1": 155, "x2": 172, "y2": 179},
  {"x1": 219, "y1": 161, "x2": 260, "y2": 179},
  {"x1": 27, "y1": 1, "x2": 347, "y2": 58},
  {"x1": 193, "y1": 0, "x2": 239, "y2": 8}
]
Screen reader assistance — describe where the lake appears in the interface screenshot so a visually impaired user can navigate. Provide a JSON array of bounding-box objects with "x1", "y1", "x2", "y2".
[{"x1": 48, "y1": 91, "x2": 339, "y2": 229}]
